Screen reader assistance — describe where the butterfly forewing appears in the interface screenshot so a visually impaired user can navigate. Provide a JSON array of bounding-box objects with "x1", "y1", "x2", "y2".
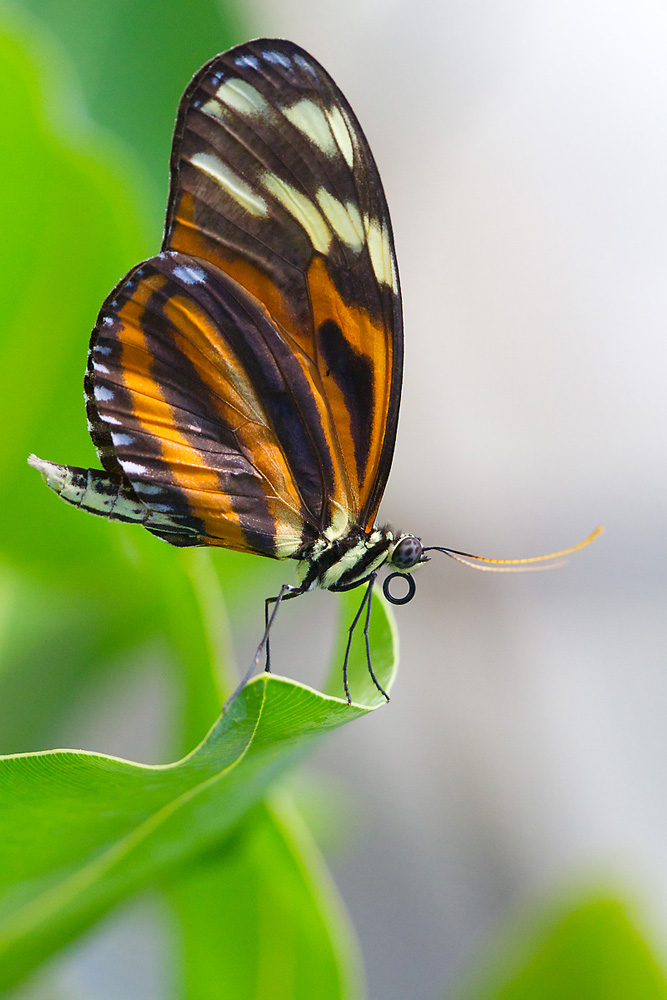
[{"x1": 163, "y1": 39, "x2": 403, "y2": 535}]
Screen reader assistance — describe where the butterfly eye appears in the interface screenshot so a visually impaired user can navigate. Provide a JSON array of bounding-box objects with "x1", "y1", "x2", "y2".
[{"x1": 390, "y1": 535, "x2": 423, "y2": 570}]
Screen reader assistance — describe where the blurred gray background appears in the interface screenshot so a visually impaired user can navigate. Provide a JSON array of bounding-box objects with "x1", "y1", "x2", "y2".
[
  {"x1": 21, "y1": 2, "x2": 667, "y2": 999},
  {"x1": 244, "y1": 1, "x2": 667, "y2": 998}
]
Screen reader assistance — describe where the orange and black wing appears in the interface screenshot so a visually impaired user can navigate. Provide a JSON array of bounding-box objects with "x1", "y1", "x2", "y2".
[
  {"x1": 85, "y1": 39, "x2": 403, "y2": 554},
  {"x1": 164, "y1": 39, "x2": 403, "y2": 533},
  {"x1": 86, "y1": 251, "x2": 354, "y2": 555}
]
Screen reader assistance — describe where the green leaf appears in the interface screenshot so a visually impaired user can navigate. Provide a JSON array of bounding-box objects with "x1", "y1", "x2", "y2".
[
  {"x1": 167, "y1": 795, "x2": 364, "y2": 1000},
  {"x1": 0, "y1": 591, "x2": 396, "y2": 990},
  {"x1": 17, "y1": 0, "x2": 243, "y2": 228},
  {"x1": 455, "y1": 893, "x2": 667, "y2": 1000}
]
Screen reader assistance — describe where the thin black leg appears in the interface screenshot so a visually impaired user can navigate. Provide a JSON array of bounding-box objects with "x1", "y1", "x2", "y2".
[
  {"x1": 264, "y1": 585, "x2": 304, "y2": 672},
  {"x1": 363, "y1": 575, "x2": 389, "y2": 701},
  {"x1": 342, "y1": 575, "x2": 377, "y2": 704},
  {"x1": 264, "y1": 595, "x2": 272, "y2": 671},
  {"x1": 223, "y1": 582, "x2": 303, "y2": 710}
]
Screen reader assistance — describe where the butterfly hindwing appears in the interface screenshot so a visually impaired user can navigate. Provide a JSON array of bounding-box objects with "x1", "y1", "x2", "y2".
[
  {"x1": 164, "y1": 38, "x2": 403, "y2": 535},
  {"x1": 86, "y1": 249, "x2": 379, "y2": 555}
]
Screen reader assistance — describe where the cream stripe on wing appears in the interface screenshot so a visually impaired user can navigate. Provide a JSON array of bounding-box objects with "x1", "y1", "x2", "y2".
[
  {"x1": 262, "y1": 174, "x2": 331, "y2": 253},
  {"x1": 365, "y1": 215, "x2": 397, "y2": 290},
  {"x1": 190, "y1": 152, "x2": 269, "y2": 217},
  {"x1": 326, "y1": 105, "x2": 355, "y2": 168},
  {"x1": 283, "y1": 98, "x2": 338, "y2": 157},
  {"x1": 215, "y1": 78, "x2": 271, "y2": 118},
  {"x1": 316, "y1": 189, "x2": 364, "y2": 249}
]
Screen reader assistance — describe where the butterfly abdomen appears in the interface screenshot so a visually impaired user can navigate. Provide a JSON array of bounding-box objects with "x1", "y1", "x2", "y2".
[
  {"x1": 28, "y1": 456, "x2": 147, "y2": 521},
  {"x1": 27, "y1": 455, "x2": 201, "y2": 545}
]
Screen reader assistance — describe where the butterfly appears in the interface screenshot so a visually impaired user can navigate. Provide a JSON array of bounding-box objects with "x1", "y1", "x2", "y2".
[{"x1": 29, "y1": 39, "x2": 600, "y2": 704}]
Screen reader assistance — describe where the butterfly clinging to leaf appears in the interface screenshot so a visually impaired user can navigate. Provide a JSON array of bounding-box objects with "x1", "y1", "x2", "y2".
[{"x1": 29, "y1": 38, "x2": 600, "y2": 703}]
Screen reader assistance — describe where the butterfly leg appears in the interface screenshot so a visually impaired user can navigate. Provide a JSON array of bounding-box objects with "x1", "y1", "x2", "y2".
[
  {"x1": 223, "y1": 583, "x2": 303, "y2": 710},
  {"x1": 342, "y1": 574, "x2": 388, "y2": 704},
  {"x1": 264, "y1": 584, "x2": 303, "y2": 672},
  {"x1": 362, "y1": 575, "x2": 390, "y2": 703}
]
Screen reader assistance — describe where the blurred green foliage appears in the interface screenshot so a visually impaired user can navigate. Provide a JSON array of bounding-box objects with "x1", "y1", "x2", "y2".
[
  {"x1": 455, "y1": 894, "x2": 667, "y2": 1000},
  {"x1": 167, "y1": 797, "x2": 363, "y2": 1000},
  {"x1": 19, "y1": 0, "x2": 245, "y2": 232}
]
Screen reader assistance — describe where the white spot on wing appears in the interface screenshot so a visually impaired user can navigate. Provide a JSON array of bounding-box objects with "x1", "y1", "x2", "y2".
[
  {"x1": 262, "y1": 50, "x2": 291, "y2": 68},
  {"x1": 172, "y1": 263, "x2": 207, "y2": 285},
  {"x1": 316, "y1": 189, "x2": 364, "y2": 249},
  {"x1": 123, "y1": 462, "x2": 149, "y2": 476},
  {"x1": 283, "y1": 99, "x2": 336, "y2": 157},
  {"x1": 262, "y1": 174, "x2": 331, "y2": 253},
  {"x1": 93, "y1": 344, "x2": 112, "y2": 355},
  {"x1": 293, "y1": 54, "x2": 317, "y2": 76},
  {"x1": 102, "y1": 316, "x2": 114, "y2": 327},
  {"x1": 111, "y1": 432, "x2": 134, "y2": 447},
  {"x1": 92, "y1": 361, "x2": 110, "y2": 374},
  {"x1": 235, "y1": 54, "x2": 259, "y2": 70},
  {"x1": 190, "y1": 152, "x2": 268, "y2": 217},
  {"x1": 94, "y1": 386, "x2": 114, "y2": 402},
  {"x1": 103, "y1": 415, "x2": 122, "y2": 425},
  {"x1": 132, "y1": 481, "x2": 163, "y2": 495},
  {"x1": 216, "y1": 78, "x2": 271, "y2": 118}
]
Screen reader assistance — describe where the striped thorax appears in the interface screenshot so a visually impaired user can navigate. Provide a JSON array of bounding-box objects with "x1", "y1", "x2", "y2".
[{"x1": 297, "y1": 527, "x2": 424, "y2": 592}]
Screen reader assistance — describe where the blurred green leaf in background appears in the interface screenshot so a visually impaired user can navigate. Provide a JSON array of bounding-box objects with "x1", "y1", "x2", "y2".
[
  {"x1": 453, "y1": 893, "x2": 667, "y2": 1000},
  {"x1": 18, "y1": 0, "x2": 245, "y2": 231}
]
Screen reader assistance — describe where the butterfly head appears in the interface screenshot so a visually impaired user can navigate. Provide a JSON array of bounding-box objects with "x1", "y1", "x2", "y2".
[
  {"x1": 379, "y1": 533, "x2": 428, "y2": 605},
  {"x1": 383, "y1": 524, "x2": 603, "y2": 602},
  {"x1": 387, "y1": 534, "x2": 426, "y2": 572}
]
